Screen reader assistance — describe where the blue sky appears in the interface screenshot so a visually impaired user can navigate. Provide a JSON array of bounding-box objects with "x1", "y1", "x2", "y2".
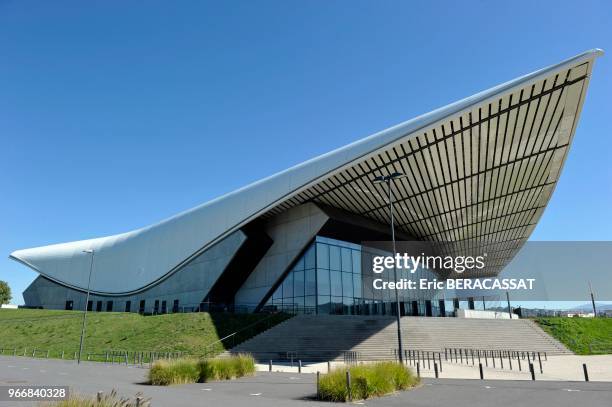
[{"x1": 1, "y1": 1, "x2": 611, "y2": 307}]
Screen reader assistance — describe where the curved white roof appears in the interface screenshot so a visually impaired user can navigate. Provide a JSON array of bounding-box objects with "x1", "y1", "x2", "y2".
[{"x1": 10, "y1": 49, "x2": 603, "y2": 294}]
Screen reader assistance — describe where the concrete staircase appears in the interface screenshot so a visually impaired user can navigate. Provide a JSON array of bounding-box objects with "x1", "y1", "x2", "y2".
[{"x1": 227, "y1": 315, "x2": 571, "y2": 361}]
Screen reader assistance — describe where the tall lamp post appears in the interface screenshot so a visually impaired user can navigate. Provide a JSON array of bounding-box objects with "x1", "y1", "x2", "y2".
[
  {"x1": 78, "y1": 249, "x2": 95, "y2": 364},
  {"x1": 373, "y1": 172, "x2": 406, "y2": 364},
  {"x1": 588, "y1": 281, "x2": 597, "y2": 317}
]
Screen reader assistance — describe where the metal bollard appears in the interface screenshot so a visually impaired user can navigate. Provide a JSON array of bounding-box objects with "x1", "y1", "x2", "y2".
[
  {"x1": 537, "y1": 352, "x2": 543, "y2": 374},
  {"x1": 492, "y1": 354, "x2": 496, "y2": 368},
  {"x1": 269, "y1": 360, "x2": 272, "y2": 372},
  {"x1": 61, "y1": 350, "x2": 65, "y2": 359},
  {"x1": 316, "y1": 372, "x2": 320, "y2": 400},
  {"x1": 327, "y1": 361, "x2": 331, "y2": 373},
  {"x1": 97, "y1": 392, "x2": 103, "y2": 402},
  {"x1": 529, "y1": 363, "x2": 535, "y2": 380},
  {"x1": 517, "y1": 355, "x2": 522, "y2": 371},
  {"x1": 479, "y1": 363, "x2": 483, "y2": 380},
  {"x1": 298, "y1": 360, "x2": 302, "y2": 374},
  {"x1": 136, "y1": 397, "x2": 142, "y2": 407},
  {"x1": 508, "y1": 352, "x2": 512, "y2": 370},
  {"x1": 438, "y1": 352, "x2": 442, "y2": 372},
  {"x1": 416, "y1": 362, "x2": 420, "y2": 378},
  {"x1": 346, "y1": 370, "x2": 352, "y2": 402},
  {"x1": 434, "y1": 362, "x2": 439, "y2": 378},
  {"x1": 583, "y1": 363, "x2": 589, "y2": 382}
]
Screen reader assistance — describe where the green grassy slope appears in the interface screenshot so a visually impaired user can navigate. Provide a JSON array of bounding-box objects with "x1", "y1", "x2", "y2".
[
  {"x1": 534, "y1": 317, "x2": 612, "y2": 355},
  {"x1": 0, "y1": 309, "x2": 290, "y2": 360}
]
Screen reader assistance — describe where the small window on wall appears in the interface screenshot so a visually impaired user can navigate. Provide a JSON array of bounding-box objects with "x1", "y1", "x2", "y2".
[
  {"x1": 139, "y1": 300, "x2": 145, "y2": 314},
  {"x1": 172, "y1": 299, "x2": 179, "y2": 313},
  {"x1": 65, "y1": 300, "x2": 73, "y2": 310},
  {"x1": 154, "y1": 300, "x2": 159, "y2": 314},
  {"x1": 161, "y1": 300, "x2": 167, "y2": 314},
  {"x1": 87, "y1": 301, "x2": 93, "y2": 311},
  {"x1": 96, "y1": 301, "x2": 102, "y2": 312},
  {"x1": 125, "y1": 301, "x2": 131, "y2": 312},
  {"x1": 106, "y1": 301, "x2": 113, "y2": 312}
]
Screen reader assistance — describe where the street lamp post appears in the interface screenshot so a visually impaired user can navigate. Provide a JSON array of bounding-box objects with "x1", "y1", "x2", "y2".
[
  {"x1": 373, "y1": 172, "x2": 406, "y2": 364},
  {"x1": 78, "y1": 249, "x2": 95, "y2": 364}
]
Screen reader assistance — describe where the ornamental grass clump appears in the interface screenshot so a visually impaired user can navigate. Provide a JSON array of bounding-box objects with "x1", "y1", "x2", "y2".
[
  {"x1": 318, "y1": 362, "x2": 419, "y2": 402},
  {"x1": 148, "y1": 354, "x2": 255, "y2": 385},
  {"x1": 199, "y1": 353, "x2": 256, "y2": 381},
  {"x1": 149, "y1": 358, "x2": 200, "y2": 385}
]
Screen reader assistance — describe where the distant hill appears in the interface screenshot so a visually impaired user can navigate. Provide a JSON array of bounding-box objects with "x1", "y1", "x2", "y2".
[{"x1": 569, "y1": 303, "x2": 612, "y2": 312}]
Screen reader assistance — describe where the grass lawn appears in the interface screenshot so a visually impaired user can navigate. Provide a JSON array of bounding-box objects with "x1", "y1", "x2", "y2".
[
  {"x1": 534, "y1": 317, "x2": 612, "y2": 354},
  {"x1": 0, "y1": 309, "x2": 289, "y2": 360}
]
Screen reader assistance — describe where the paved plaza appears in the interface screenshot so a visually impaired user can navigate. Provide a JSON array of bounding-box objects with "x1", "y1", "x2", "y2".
[{"x1": 1, "y1": 356, "x2": 611, "y2": 406}]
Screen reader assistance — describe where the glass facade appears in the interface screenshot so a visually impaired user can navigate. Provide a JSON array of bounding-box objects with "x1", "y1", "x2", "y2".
[{"x1": 264, "y1": 236, "x2": 464, "y2": 316}]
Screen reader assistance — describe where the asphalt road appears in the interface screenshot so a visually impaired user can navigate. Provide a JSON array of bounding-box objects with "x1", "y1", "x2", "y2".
[{"x1": 1, "y1": 356, "x2": 610, "y2": 406}]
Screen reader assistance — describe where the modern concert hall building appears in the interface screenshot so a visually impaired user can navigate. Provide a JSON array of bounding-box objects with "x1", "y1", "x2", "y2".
[{"x1": 10, "y1": 50, "x2": 602, "y2": 316}]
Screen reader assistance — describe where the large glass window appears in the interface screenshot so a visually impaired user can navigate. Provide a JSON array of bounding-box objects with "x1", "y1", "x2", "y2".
[{"x1": 263, "y1": 236, "x2": 451, "y2": 316}]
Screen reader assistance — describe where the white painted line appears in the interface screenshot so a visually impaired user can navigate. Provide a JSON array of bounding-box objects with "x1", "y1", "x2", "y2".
[
  {"x1": 562, "y1": 389, "x2": 581, "y2": 392},
  {"x1": 201, "y1": 388, "x2": 212, "y2": 391},
  {"x1": 249, "y1": 393, "x2": 262, "y2": 396},
  {"x1": 484, "y1": 386, "x2": 495, "y2": 389},
  {"x1": 289, "y1": 376, "x2": 299, "y2": 380}
]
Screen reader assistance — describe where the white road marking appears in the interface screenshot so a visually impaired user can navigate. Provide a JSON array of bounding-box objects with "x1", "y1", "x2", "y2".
[
  {"x1": 250, "y1": 393, "x2": 262, "y2": 396},
  {"x1": 562, "y1": 389, "x2": 581, "y2": 392},
  {"x1": 201, "y1": 388, "x2": 212, "y2": 391},
  {"x1": 484, "y1": 386, "x2": 495, "y2": 389},
  {"x1": 289, "y1": 376, "x2": 299, "y2": 380},
  {"x1": 7, "y1": 365, "x2": 15, "y2": 368}
]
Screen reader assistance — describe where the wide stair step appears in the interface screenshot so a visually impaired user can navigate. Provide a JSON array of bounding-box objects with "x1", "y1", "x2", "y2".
[{"x1": 226, "y1": 315, "x2": 571, "y2": 361}]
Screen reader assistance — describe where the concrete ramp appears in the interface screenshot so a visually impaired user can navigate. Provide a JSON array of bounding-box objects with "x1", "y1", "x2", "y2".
[{"x1": 228, "y1": 315, "x2": 571, "y2": 361}]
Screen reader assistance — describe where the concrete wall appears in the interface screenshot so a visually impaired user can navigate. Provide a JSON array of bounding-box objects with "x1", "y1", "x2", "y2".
[
  {"x1": 234, "y1": 203, "x2": 328, "y2": 308},
  {"x1": 23, "y1": 230, "x2": 247, "y2": 313}
]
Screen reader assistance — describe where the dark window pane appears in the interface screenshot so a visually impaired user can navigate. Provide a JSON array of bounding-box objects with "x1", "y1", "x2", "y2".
[
  {"x1": 329, "y1": 245, "x2": 341, "y2": 270},
  {"x1": 330, "y1": 270, "x2": 343, "y2": 297},
  {"x1": 317, "y1": 268, "x2": 330, "y2": 295},
  {"x1": 316, "y1": 243, "x2": 329, "y2": 269},
  {"x1": 317, "y1": 295, "x2": 330, "y2": 314},
  {"x1": 305, "y1": 295, "x2": 316, "y2": 309},
  {"x1": 342, "y1": 272, "x2": 354, "y2": 298},
  {"x1": 305, "y1": 268, "x2": 316, "y2": 296},
  {"x1": 331, "y1": 297, "x2": 343, "y2": 314},
  {"x1": 353, "y1": 273, "x2": 362, "y2": 298},
  {"x1": 352, "y1": 251, "x2": 362, "y2": 274},
  {"x1": 282, "y1": 272, "x2": 293, "y2": 299},
  {"x1": 341, "y1": 248, "x2": 352, "y2": 272},
  {"x1": 304, "y1": 244, "x2": 316, "y2": 269},
  {"x1": 294, "y1": 269, "x2": 304, "y2": 297}
]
